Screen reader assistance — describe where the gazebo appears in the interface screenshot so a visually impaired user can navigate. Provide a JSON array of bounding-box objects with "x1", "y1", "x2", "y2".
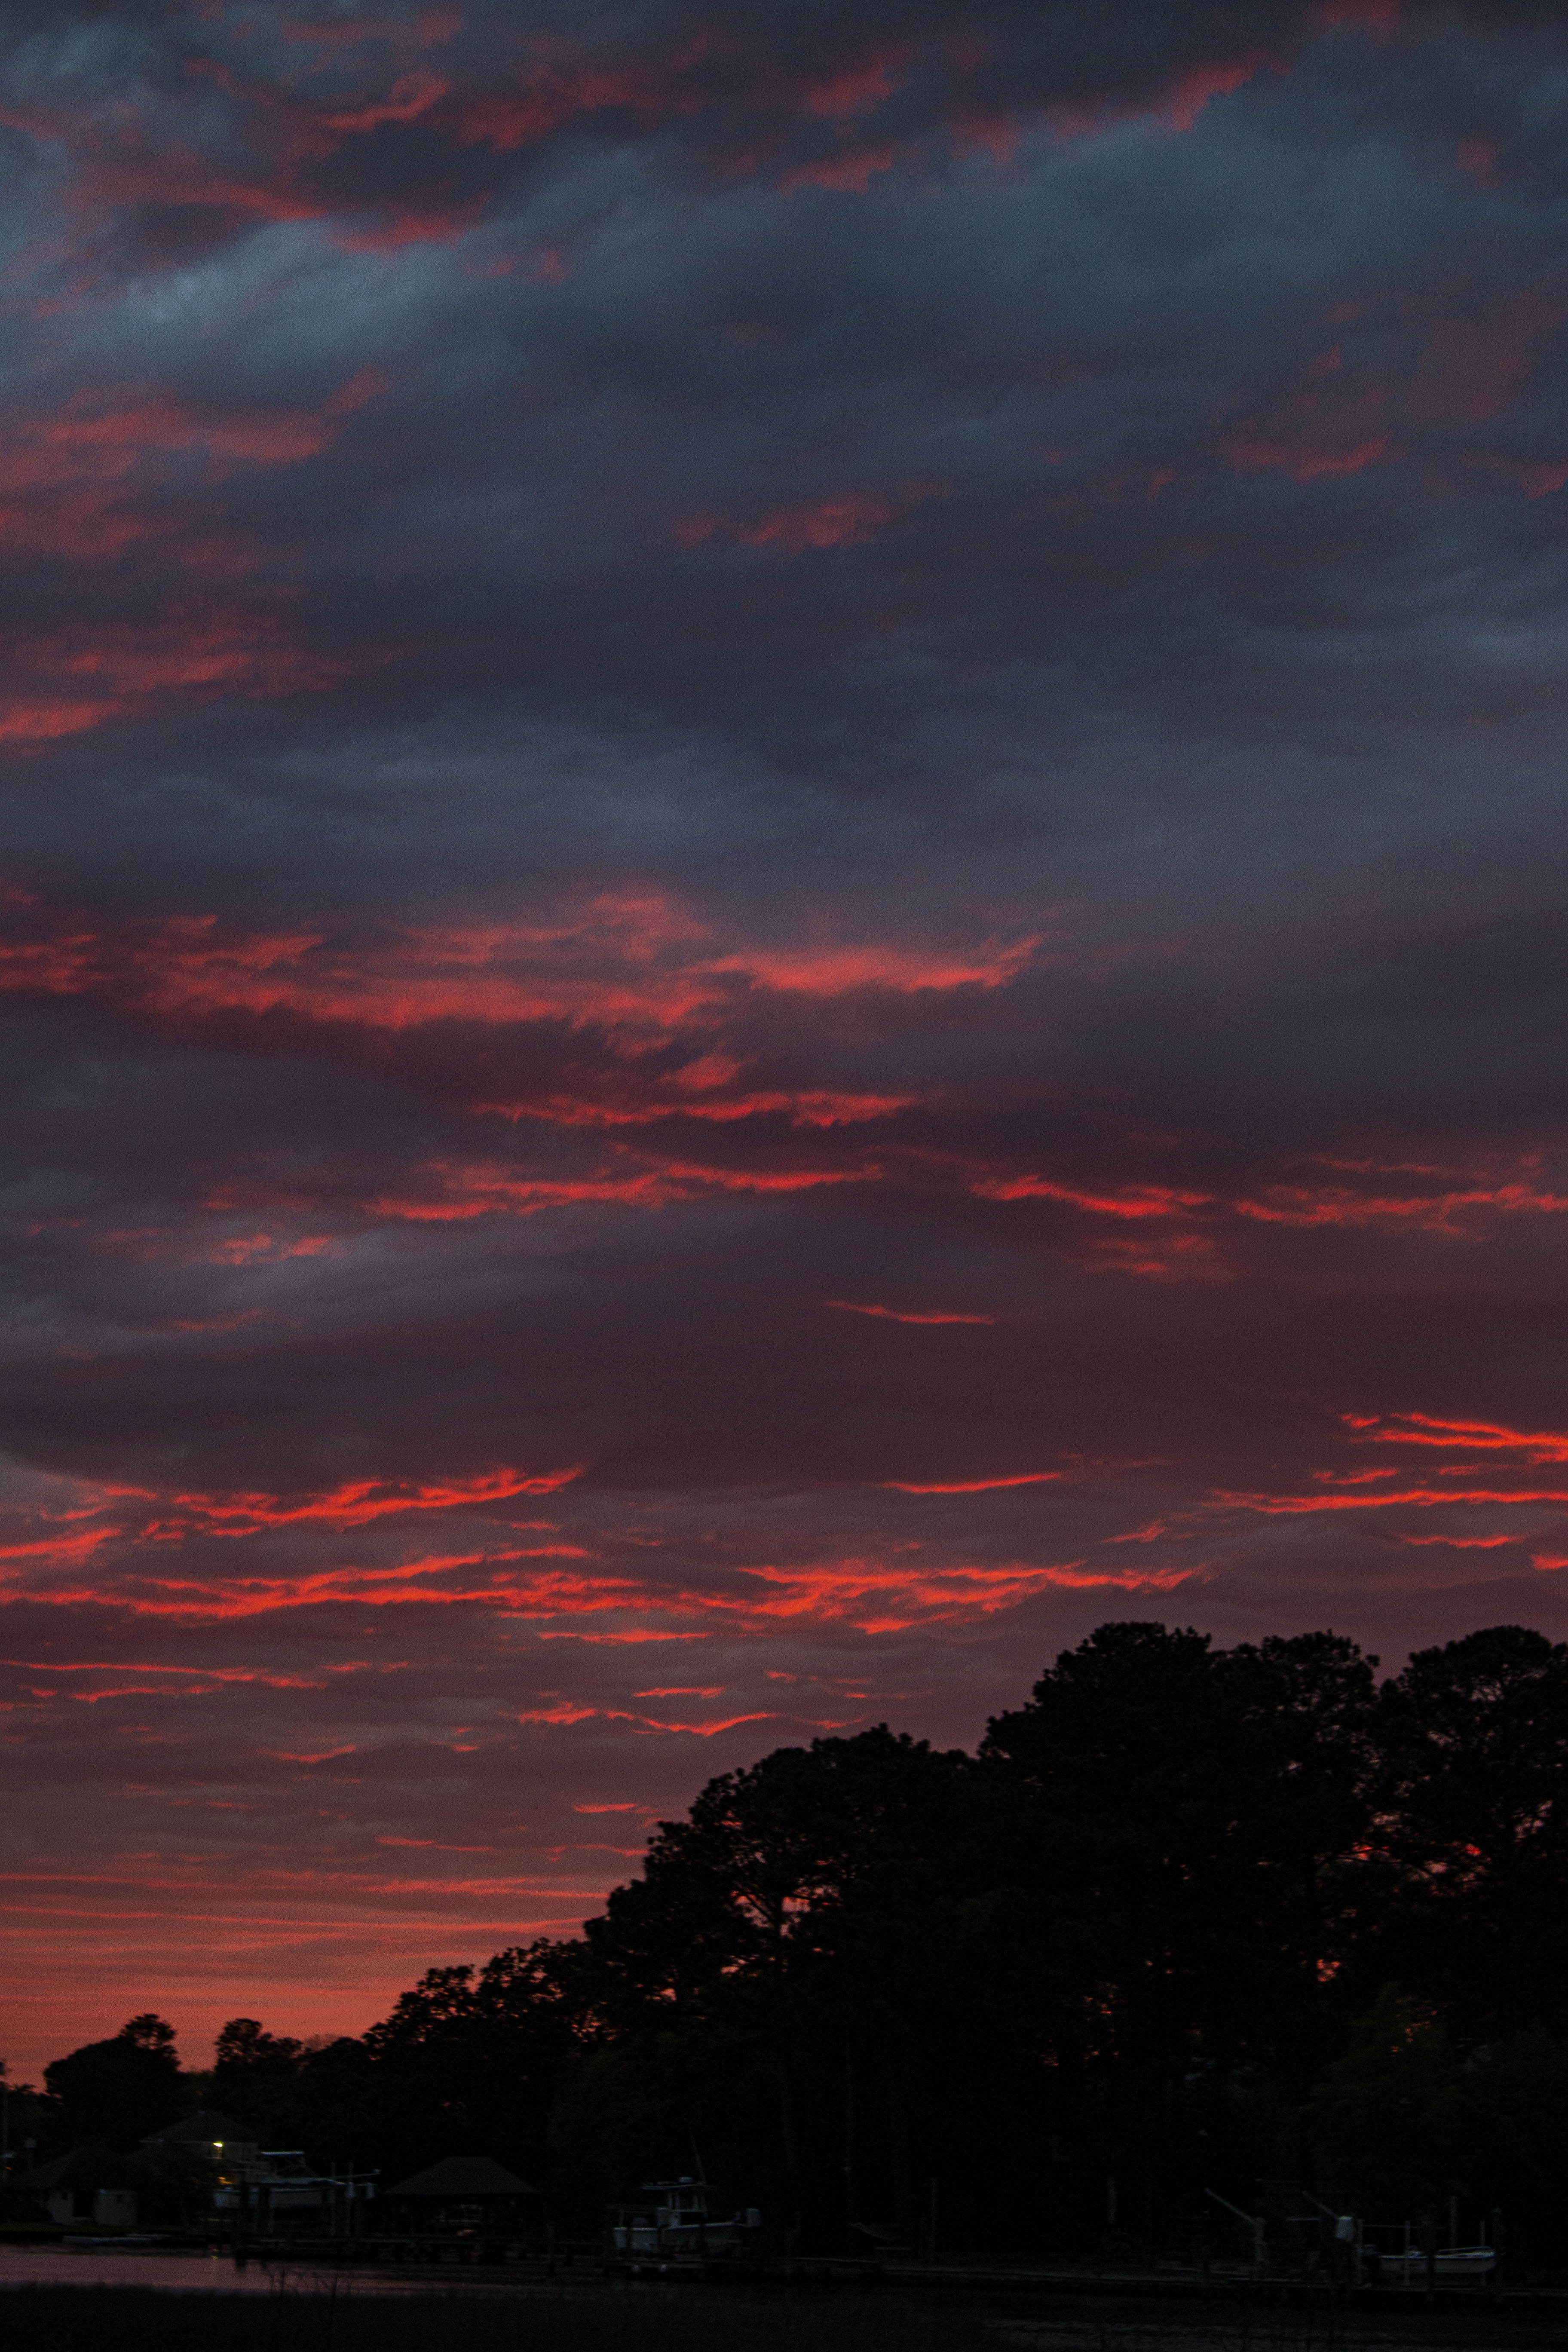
[{"x1": 385, "y1": 2156, "x2": 536, "y2": 2236}]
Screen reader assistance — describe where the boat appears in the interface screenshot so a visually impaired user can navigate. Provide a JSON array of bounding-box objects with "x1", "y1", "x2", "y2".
[
  {"x1": 212, "y1": 2150, "x2": 373, "y2": 2214},
  {"x1": 607, "y1": 2176, "x2": 761, "y2": 2266},
  {"x1": 1374, "y1": 2245, "x2": 1497, "y2": 2285}
]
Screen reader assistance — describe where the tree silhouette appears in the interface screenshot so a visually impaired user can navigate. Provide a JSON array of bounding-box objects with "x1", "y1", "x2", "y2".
[
  {"x1": 32, "y1": 1621, "x2": 1568, "y2": 2268},
  {"x1": 43, "y1": 2015, "x2": 183, "y2": 2151}
]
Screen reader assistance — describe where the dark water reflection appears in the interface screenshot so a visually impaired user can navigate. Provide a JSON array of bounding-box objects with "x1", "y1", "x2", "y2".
[{"x1": 0, "y1": 2244, "x2": 521, "y2": 2296}]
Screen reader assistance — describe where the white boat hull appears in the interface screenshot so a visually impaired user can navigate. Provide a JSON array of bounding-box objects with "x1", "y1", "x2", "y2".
[{"x1": 1378, "y1": 2248, "x2": 1496, "y2": 2284}]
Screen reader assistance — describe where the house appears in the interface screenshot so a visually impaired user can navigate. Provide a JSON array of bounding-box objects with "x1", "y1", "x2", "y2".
[
  {"x1": 19, "y1": 2147, "x2": 138, "y2": 2229},
  {"x1": 139, "y1": 2109, "x2": 262, "y2": 2213},
  {"x1": 141, "y1": 2107, "x2": 259, "y2": 2161}
]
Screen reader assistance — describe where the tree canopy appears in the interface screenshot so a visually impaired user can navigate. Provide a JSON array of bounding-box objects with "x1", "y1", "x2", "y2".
[{"x1": 17, "y1": 1621, "x2": 1568, "y2": 2267}]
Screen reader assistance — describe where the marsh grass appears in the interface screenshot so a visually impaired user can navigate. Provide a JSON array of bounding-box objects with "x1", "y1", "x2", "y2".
[
  {"x1": 2, "y1": 2285, "x2": 1534, "y2": 2352},
  {"x1": 0, "y1": 2282, "x2": 991, "y2": 2352},
  {"x1": 988, "y1": 2309, "x2": 1534, "y2": 2352}
]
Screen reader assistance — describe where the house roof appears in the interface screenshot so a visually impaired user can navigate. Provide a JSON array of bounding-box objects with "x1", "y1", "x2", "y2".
[
  {"x1": 386, "y1": 2156, "x2": 536, "y2": 2198},
  {"x1": 141, "y1": 2108, "x2": 259, "y2": 2149},
  {"x1": 20, "y1": 2146, "x2": 136, "y2": 2190}
]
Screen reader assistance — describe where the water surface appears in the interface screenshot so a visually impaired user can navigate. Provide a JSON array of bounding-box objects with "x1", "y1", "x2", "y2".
[{"x1": 0, "y1": 2243, "x2": 510, "y2": 2296}]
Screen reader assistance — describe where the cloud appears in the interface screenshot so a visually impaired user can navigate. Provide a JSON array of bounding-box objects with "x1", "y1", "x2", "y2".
[{"x1": 6, "y1": 0, "x2": 1568, "y2": 2074}]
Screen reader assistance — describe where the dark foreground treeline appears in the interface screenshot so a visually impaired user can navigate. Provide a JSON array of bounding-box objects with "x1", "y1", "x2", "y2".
[{"x1": 21, "y1": 1623, "x2": 1568, "y2": 2264}]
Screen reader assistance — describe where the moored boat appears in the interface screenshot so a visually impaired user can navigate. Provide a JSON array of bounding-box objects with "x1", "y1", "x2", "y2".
[
  {"x1": 606, "y1": 2175, "x2": 761, "y2": 2266},
  {"x1": 1375, "y1": 2245, "x2": 1496, "y2": 2285}
]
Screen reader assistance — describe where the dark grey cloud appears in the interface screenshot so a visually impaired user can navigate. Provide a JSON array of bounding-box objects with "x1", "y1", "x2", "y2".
[{"x1": 5, "y1": 0, "x2": 1568, "y2": 2076}]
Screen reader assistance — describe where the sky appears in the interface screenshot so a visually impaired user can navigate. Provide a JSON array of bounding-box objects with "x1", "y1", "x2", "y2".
[{"x1": 5, "y1": 0, "x2": 1568, "y2": 2081}]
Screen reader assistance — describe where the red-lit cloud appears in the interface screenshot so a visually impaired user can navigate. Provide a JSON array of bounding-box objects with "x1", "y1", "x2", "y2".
[
  {"x1": 1348, "y1": 1412, "x2": 1568, "y2": 1462},
  {"x1": 826, "y1": 1301, "x2": 996, "y2": 1324},
  {"x1": 366, "y1": 1156, "x2": 877, "y2": 1219},
  {"x1": 1225, "y1": 288, "x2": 1568, "y2": 485},
  {"x1": 0, "y1": 894, "x2": 1039, "y2": 1034},
  {"x1": 162, "y1": 1465, "x2": 583, "y2": 1534},
  {"x1": 971, "y1": 1175, "x2": 1213, "y2": 1218},
  {"x1": 1407, "y1": 291, "x2": 1568, "y2": 423},
  {"x1": 678, "y1": 481, "x2": 948, "y2": 551},
  {"x1": 1048, "y1": 49, "x2": 1275, "y2": 141},
  {"x1": 883, "y1": 1472, "x2": 1060, "y2": 1494},
  {"x1": 0, "y1": 375, "x2": 389, "y2": 739}
]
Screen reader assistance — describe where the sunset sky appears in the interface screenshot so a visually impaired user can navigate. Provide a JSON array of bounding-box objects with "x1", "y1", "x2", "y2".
[{"x1": 6, "y1": 0, "x2": 1568, "y2": 2080}]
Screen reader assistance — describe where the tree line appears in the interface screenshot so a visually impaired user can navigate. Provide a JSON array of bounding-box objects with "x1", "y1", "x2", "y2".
[{"x1": 14, "y1": 1623, "x2": 1568, "y2": 2266}]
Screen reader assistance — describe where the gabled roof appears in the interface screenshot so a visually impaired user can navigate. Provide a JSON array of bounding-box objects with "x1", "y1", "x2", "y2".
[
  {"x1": 387, "y1": 2156, "x2": 536, "y2": 2198},
  {"x1": 141, "y1": 2108, "x2": 258, "y2": 2148},
  {"x1": 21, "y1": 2146, "x2": 136, "y2": 2190}
]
